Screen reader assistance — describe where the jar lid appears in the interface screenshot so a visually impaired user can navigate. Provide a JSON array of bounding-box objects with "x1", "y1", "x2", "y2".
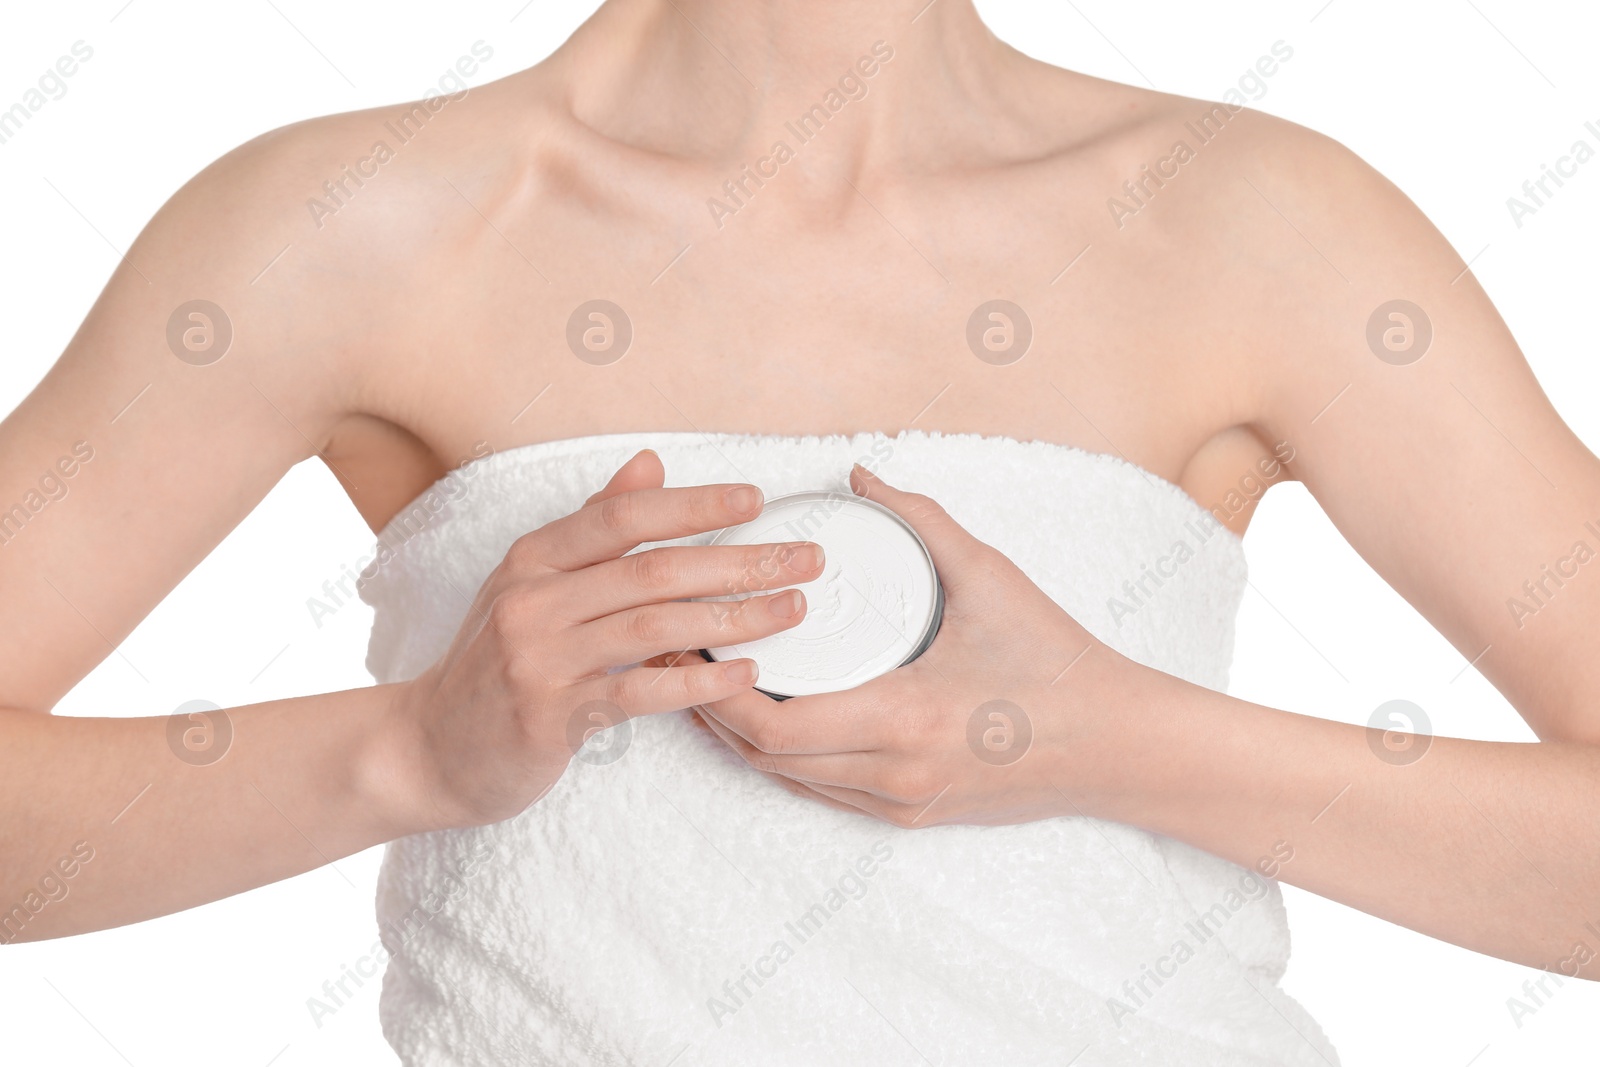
[{"x1": 702, "y1": 490, "x2": 942, "y2": 699}]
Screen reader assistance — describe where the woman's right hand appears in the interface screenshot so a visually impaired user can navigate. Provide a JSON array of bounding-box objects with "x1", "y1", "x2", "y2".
[{"x1": 388, "y1": 448, "x2": 822, "y2": 831}]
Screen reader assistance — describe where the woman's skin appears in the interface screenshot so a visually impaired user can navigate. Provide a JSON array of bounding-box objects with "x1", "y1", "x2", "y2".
[{"x1": 3, "y1": 0, "x2": 1598, "y2": 983}]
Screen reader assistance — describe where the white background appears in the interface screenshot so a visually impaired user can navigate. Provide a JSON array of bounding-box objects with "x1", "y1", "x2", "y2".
[{"x1": 2, "y1": 1, "x2": 1598, "y2": 1063}]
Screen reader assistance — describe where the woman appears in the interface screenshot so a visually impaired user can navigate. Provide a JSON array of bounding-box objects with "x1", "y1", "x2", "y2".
[{"x1": 4, "y1": 0, "x2": 1597, "y2": 1062}]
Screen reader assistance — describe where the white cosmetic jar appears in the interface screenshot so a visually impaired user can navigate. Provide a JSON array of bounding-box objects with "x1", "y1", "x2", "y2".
[{"x1": 700, "y1": 490, "x2": 944, "y2": 699}]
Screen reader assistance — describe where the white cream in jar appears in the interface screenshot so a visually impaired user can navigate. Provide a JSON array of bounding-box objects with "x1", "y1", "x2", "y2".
[{"x1": 702, "y1": 490, "x2": 943, "y2": 698}]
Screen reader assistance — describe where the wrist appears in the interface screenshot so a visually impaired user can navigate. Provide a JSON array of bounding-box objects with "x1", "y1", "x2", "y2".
[
  {"x1": 352, "y1": 678, "x2": 445, "y2": 839},
  {"x1": 1043, "y1": 647, "x2": 1204, "y2": 825}
]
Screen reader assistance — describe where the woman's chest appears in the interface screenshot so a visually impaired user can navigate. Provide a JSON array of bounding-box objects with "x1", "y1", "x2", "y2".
[
  {"x1": 385, "y1": 238, "x2": 1235, "y2": 452},
  {"x1": 330, "y1": 176, "x2": 1275, "y2": 530}
]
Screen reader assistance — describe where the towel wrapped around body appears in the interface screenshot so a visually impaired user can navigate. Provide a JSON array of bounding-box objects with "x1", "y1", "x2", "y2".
[{"x1": 358, "y1": 430, "x2": 1337, "y2": 1067}]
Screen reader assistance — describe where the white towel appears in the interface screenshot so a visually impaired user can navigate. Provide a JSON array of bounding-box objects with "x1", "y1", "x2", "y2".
[{"x1": 359, "y1": 430, "x2": 1337, "y2": 1066}]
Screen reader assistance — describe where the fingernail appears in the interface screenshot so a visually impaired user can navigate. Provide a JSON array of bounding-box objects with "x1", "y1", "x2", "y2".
[
  {"x1": 725, "y1": 485, "x2": 762, "y2": 514},
  {"x1": 769, "y1": 589, "x2": 804, "y2": 618},
  {"x1": 724, "y1": 659, "x2": 758, "y2": 685},
  {"x1": 785, "y1": 542, "x2": 824, "y2": 571}
]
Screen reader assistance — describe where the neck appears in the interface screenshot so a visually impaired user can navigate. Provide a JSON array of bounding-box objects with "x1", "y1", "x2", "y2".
[
  {"x1": 551, "y1": 0, "x2": 1013, "y2": 169},
  {"x1": 640, "y1": 0, "x2": 982, "y2": 80}
]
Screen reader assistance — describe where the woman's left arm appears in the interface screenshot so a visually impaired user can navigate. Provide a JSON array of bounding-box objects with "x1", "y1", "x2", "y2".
[{"x1": 693, "y1": 120, "x2": 1600, "y2": 978}]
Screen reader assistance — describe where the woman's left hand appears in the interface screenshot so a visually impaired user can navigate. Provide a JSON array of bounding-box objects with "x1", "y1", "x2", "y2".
[{"x1": 681, "y1": 464, "x2": 1164, "y2": 828}]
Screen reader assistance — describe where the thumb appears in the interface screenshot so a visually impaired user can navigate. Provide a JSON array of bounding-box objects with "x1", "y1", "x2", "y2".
[
  {"x1": 848, "y1": 464, "x2": 986, "y2": 586},
  {"x1": 586, "y1": 448, "x2": 665, "y2": 506}
]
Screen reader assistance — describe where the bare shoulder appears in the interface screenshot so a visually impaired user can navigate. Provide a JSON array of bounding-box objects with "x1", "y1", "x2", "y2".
[
  {"x1": 1198, "y1": 104, "x2": 1447, "y2": 258},
  {"x1": 0, "y1": 82, "x2": 534, "y2": 706},
  {"x1": 115, "y1": 109, "x2": 426, "y2": 408},
  {"x1": 1017, "y1": 67, "x2": 1482, "y2": 514},
  {"x1": 1181, "y1": 106, "x2": 1485, "y2": 419},
  {"x1": 113, "y1": 67, "x2": 546, "y2": 426},
  {"x1": 1082, "y1": 84, "x2": 1467, "y2": 372},
  {"x1": 1075, "y1": 83, "x2": 1433, "y2": 260}
]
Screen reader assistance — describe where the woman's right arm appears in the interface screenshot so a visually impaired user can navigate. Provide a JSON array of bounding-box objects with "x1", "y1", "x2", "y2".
[{"x1": 0, "y1": 125, "x2": 819, "y2": 943}]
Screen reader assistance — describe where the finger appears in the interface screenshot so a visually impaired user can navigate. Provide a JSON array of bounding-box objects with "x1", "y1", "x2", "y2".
[
  {"x1": 695, "y1": 708, "x2": 883, "y2": 792},
  {"x1": 696, "y1": 720, "x2": 869, "y2": 816},
  {"x1": 571, "y1": 589, "x2": 808, "y2": 672},
  {"x1": 556, "y1": 541, "x2": 824, "y2": 621},
  {"x1": 584, "y1": 449, "x2": 665, "y2": 506},
  {"x1": 641, "y1": 649, "x2": 705, "y2": 670},
  {"x1": 697, "y1": 685, "x2": 883, "y2": 755},
  {"x1": 517, "y1": 483, "x2": 766, "y2": 573},
  {"x1": 766, "y1": 776, "x2": 870, "y2": 819},
  {"x1": 848, "y1": 464, "x2": 986, "y2": 587},
  {"x1": 696, "y1": 712, "x2": 896, "y2": 817},
  {"x1": 795, "y1": 779, "x2": 928, "y2": 826},
  {"x1": 585, "y1": 656, "x2": 761, "y2": 717}
]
